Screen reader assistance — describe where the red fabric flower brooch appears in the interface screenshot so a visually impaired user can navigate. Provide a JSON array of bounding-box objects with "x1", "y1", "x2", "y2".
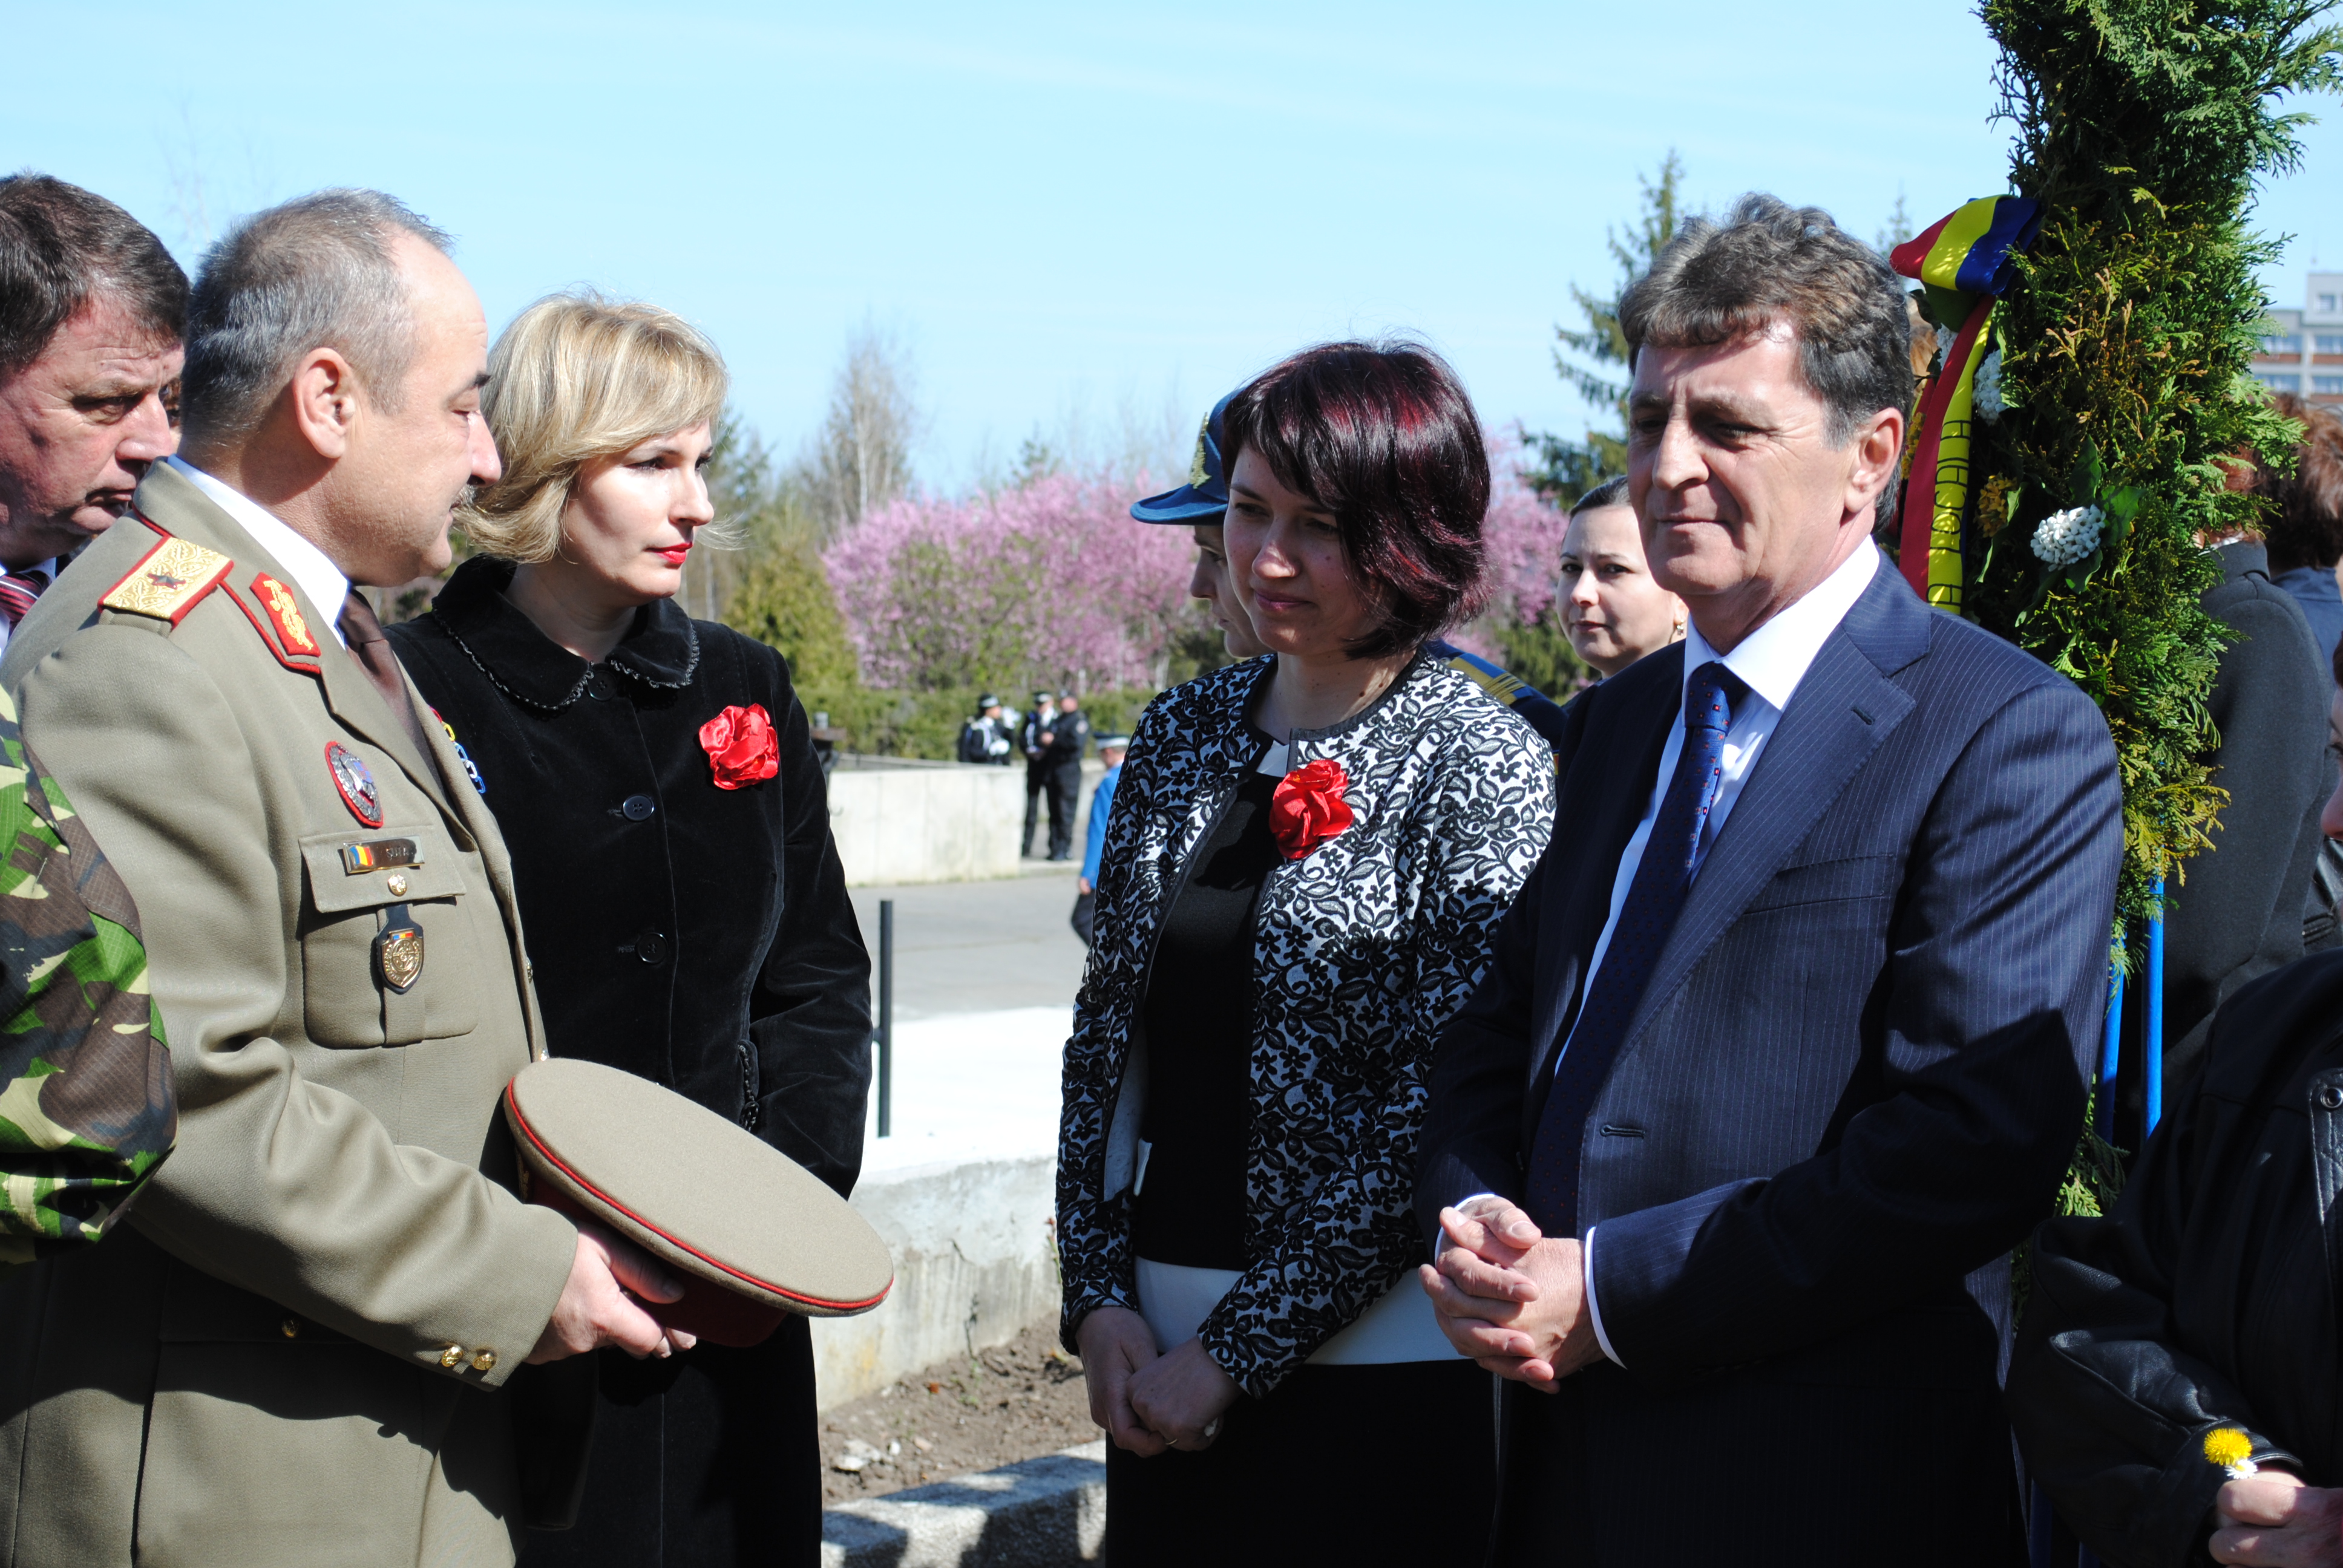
[
  {"x1": 700, "y1": 704, "x2": 779, "y2": 790},
  {"x1": 1269, "y1": 758, "x2": 1354, "y2": 860}
]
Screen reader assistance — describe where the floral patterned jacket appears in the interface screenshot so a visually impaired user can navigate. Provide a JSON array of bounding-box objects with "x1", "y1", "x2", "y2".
[{"x1": 1055, "y1": 651, "x2": 1556, "y2": 1395}]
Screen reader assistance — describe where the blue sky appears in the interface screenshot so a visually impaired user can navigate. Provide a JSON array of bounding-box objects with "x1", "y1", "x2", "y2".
[{"x1": 8, "y1": 2, "x2": 2338, "y2": 488}]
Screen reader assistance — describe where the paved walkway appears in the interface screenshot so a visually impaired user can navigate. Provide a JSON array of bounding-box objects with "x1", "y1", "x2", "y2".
[
  {"x1": 846, "y1": 869, "x2": 1092, "y2": 1172},
  {"x1": 848, "y1": 864, "x2": 1090, "y2": 1021}
]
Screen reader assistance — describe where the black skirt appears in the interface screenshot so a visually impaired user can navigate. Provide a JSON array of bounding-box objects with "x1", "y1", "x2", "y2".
[
  {"x1": 519, "y1": 1317, "x2": 821, "y2": 1568},
  {"x1": 1104, "y1": 1357, "x2": 1496, "y2": 1566}
]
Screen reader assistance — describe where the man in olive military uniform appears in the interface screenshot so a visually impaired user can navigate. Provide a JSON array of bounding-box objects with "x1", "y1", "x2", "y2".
[{"x1": 0, "y1": 191, "x2": 681, "y2": 1567}]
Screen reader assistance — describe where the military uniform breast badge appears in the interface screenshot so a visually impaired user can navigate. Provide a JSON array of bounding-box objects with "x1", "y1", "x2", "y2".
[
  {"x1": 373, "y1": 904, "x2": 425, "y2": 993},
  {"x1": 338, "y1": 837, "x2": 420, "y2": 875},
  {"x1": 325, "y1": 742, "x2": 383, "y2": 827}
]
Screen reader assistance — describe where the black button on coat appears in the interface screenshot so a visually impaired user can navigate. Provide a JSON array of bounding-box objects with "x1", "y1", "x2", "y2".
[{"x1": 388, "y1": 556, "x2": 872, "y2": 1567}]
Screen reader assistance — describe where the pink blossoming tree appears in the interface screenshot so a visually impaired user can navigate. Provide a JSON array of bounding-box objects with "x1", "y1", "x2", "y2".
[
  {"x1": 822, "y1": 432, "x2": 1570, "y2": 700},
  {"x1": 824, "y1": 471, "x2": 1199, "y2": 694}
]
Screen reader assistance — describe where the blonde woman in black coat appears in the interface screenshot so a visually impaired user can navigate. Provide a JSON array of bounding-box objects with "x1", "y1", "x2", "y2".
[{"x1": 388, "y1": 293, "x2": 870, "y2": 1568}]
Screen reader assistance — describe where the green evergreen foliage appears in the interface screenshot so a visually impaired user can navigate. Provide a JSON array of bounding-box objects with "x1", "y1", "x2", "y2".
[
  {"x1": 1967, "y1": 0, "x2": 2340, "y2": 931},
  {"x1": 1525, "y1": 152, "x2": 1685, "y2": 501},
  {"x1": 723, "y1": 532, "x2": 885, "y2": 743},
  {"x1": 1497, "y1": 615, "x2": 1591, "y2": 701}
]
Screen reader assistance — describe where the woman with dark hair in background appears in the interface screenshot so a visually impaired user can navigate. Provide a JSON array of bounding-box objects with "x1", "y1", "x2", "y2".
[
  {"x1": 1559, "y1": 474, "x2": 1686, "y2": 678},
  {"x1": 1057, "y1": 341, "x2": 1556, "y2": 1563}
]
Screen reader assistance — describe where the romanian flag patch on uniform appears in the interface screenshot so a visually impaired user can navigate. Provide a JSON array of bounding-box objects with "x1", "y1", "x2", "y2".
[{"x1": 99, "y1": 536, "x2": 232, "y2": 626}]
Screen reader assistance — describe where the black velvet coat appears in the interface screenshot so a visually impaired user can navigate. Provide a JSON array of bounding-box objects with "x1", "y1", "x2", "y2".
[{"x1": 389, "y1": 557, "x2": 871, "y2": 1567}]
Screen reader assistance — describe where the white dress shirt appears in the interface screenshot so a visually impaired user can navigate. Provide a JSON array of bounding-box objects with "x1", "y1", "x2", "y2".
[
  {"x1": 165, "y1": 456, "x2": 351, "y2": 647},
  {"x1": 0, "y1": 557, "x2": 65, "y2": 659},
  {"x1": 1498, "y1": 539, "x2": 1882, "y2": 1367}
]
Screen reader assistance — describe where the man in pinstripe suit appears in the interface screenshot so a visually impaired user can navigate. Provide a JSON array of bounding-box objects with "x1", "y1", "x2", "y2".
[{"x1": 1414, "y1": 195, "x2": 2124, "y2": 1566}]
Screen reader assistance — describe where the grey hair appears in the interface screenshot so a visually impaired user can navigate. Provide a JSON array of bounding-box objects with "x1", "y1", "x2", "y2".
[
  {"x1": 1620, "y1": 194, "x2": 1913, "y2": 524},
  {"x1": 180, "y1": 189, "x2": 451, "y2": 443}
]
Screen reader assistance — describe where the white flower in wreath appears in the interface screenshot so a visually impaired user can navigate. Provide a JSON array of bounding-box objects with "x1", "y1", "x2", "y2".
[
  {"x1": 2032, "y1": 505, "x2": 2105, "y2": 567},
  {"x1": 1973, "y1": 350, "x2": 2007, "y2": 420},
  {"x1": 1936, "y1": 325, "x2": 1956, "y2": 367}
]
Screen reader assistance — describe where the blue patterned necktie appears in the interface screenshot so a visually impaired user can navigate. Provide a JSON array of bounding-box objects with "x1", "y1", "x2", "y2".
[{"x1": 1525, "y1": 659, "x2": 1747, "y2": 1237}]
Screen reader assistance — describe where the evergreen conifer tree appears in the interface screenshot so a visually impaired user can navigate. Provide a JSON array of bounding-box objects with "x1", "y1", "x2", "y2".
[
  {"x1": 1525, "y1": 152, "x2": 1684, "y2": 501},
  {"x1": 1967, "y1": 0, "x2": 2341, "y2": 931}
]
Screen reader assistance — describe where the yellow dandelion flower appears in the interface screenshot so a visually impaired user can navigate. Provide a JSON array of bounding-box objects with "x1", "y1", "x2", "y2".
[{"x1": 2203, "y1": 1428, "x2": 2255, "y2": 1474}]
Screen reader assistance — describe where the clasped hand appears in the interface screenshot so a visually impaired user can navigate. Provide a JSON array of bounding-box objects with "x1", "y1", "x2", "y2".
[
  {"x1": 528, "y1": 1218, "x2": 698, "y2": 1364},
  {"x1": 1076, "y1": 1307, "x2": 1239, "y2": 1456},
  {"x1": 2210, "y1": 1472, "x2": 2343, "y2": 1566},
  {"x1": 1417, "y1": 1197, "x2": 1602, "y2": 1392}
]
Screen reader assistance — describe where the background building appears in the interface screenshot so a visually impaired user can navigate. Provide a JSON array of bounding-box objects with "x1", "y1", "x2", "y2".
[{"x1": 2253, "y1": 271, "x2": 2343, "y2": 406}]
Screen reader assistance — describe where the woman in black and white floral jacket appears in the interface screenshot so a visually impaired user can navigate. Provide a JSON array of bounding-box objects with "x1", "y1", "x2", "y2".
[{"x1": 1057, "y1": 342, "x2": 1557, "y2": 1564}]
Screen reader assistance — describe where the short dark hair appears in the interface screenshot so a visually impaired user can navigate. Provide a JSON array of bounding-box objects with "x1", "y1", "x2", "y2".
[
  {"x1": 182, "y1": 189, "x2": 450, "y2": 443},
  {"x1": 2256, "y1": 393, "x2": 2343, "y2": 575},
  {"x1": 1220, "y1": 341, "x2": 1490, "y2": 658},
  {"x1": 0, "y1": 173, "x2": 187, "y2": 378},
  {"x1": 1570, "y1": 475, "x2": 1630, "y2": 517},
  {"x1": 1620, "y1": 194, "x2": 1914, "y2": 523}
]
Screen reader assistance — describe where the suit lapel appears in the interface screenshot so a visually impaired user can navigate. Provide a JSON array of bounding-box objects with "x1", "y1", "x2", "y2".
[
  {"x1": 312, "y1": 633, "x2": 446, "y2": 803},
  {"x1": 1525, "y1": 647, "x2": 1683, "y2": 1097},
  {"x1": 1618, "y1": 568, "x2": 1928, "y2": 1053}
]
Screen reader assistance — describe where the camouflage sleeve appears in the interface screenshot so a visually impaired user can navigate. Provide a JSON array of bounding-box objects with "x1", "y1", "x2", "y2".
[{"x1": 0, "y1": 684, "x2": 173, "y2": 1267}]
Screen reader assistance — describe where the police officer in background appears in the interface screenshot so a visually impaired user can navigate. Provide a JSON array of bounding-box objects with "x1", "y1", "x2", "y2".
[
  {"x1": 958, "y1": 691, "x2": 1014, "y2": 766},
  {"x1": 1020, "y1": 688, "x2": 1055, "y2": 856},
  {"x1": 1041, "y1": 690, "x2": 1089, "y2": 861}
]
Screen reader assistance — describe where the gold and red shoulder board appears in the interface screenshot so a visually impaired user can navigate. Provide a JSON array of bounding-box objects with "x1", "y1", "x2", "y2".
[
  {"x1": 99, "y1": 534, "x2": 233, "y2": 626},
  {"x1": 251, "y1": 573, "x2": 324, "y2": 657},
  {"x1": 217, "y1": 572, "x2": 327, "y2": 677}
]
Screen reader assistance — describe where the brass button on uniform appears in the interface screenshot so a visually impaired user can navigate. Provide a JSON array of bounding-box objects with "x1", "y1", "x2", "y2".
[
  {"x1": 470, "y1": 1349, "x2": 497, "y2": 1373},
  {"x1": 386, "y1": 872, "x2": 408, "y2": 897},
  {"x1": 438, "y1": 1344, "x2": 466, "y2": 1369},
  {"x1": 281, "y1": 1317, "x2": 300, "y2": 1339}
]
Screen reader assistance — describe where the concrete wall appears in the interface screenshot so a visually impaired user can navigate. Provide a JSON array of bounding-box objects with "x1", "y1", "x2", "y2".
[
  {"x1": 826, "y1": 757, "x2": 1025, "y2": 886},
  {"x1": 825, "y1": 757, "x2": 1106, "y2": 887},
  {"x1": 812, "y1": 1152, "x2": 1060, "y2": 1409}
]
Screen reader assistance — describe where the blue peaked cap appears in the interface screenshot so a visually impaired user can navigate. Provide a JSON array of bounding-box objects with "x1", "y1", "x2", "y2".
[{"x1": 1130, "y1": 387, "x2": 1237, "y2": 524}]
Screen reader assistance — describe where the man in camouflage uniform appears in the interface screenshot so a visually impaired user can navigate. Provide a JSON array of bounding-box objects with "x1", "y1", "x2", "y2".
[{"x1": 0, "y1": 684, "x2": 171, "y2": 1264}]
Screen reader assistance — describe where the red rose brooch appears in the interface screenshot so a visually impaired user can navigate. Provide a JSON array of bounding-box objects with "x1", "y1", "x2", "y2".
[
  {"x1": 1269, "y1": 758, "x2": 1354, "y2": 860},
  {"x1": 699, "y1": 703, "x2": 779, "y2": 789}
]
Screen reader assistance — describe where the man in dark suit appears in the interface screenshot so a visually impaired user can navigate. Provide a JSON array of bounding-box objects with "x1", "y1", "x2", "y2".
[{"x1": 1414, "y1": 194, "x2": 2124, "y2": 1566}]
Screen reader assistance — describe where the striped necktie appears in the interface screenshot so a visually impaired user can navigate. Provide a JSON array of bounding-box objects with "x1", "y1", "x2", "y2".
[
  {"x1": 337, "y1": 590, "x2": 430, "y2": 753},
  {"x1": 0, "y1": 568, "x2": 50, "y2": 629},
  {"x1": 1524, "y1": 659, "x2": 1747, "y2": 1237}
]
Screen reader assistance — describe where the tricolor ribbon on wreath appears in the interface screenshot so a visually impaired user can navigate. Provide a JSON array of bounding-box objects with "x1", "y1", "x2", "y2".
[{"x1": 1887, "y1": 195, "x2": 2042, "y2": 613}]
